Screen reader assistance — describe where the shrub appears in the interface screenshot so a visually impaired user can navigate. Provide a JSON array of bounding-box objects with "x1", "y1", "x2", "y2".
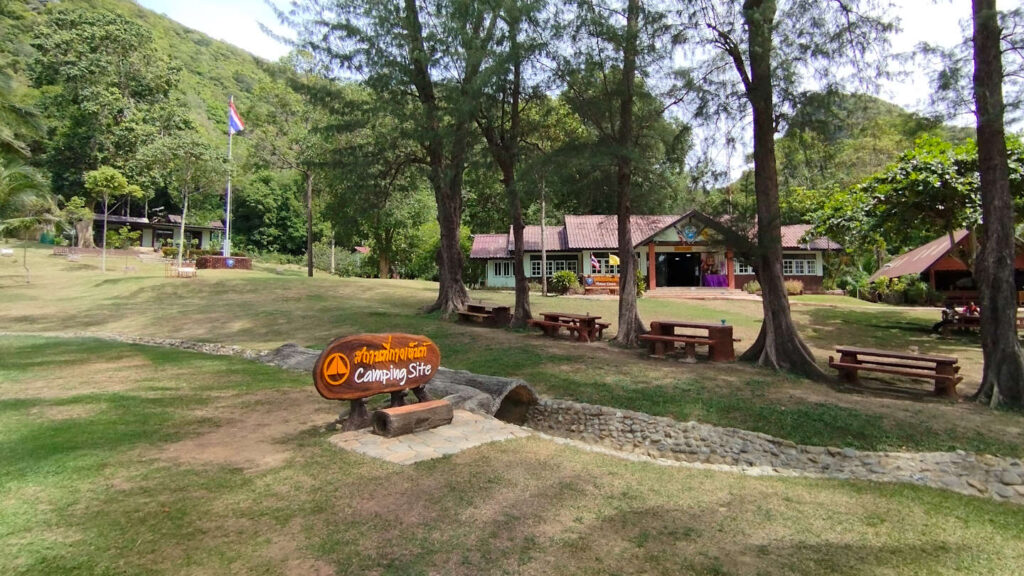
[
  {"x1": 742, "y1": 280, "x2": 761, "y2": 294},
  {"x1": 785, "y1": 279, "x2": 804, "y2": 295},
  {"x1": 549, "y1": 270, "x2": 580, "y2": 295},
  {"x1": 636, "y1": 269, "x2": 647, "y2": 297}
]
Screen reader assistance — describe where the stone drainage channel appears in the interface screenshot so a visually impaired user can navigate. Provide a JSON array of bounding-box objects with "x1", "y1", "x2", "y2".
[{"x1": 5, "y1": 331, "x2": 1022, "y2": 505}]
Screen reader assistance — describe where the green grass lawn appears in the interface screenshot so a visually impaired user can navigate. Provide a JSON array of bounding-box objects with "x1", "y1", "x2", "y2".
[
  {"x1": 2, "y1": 335, "x2": 1023, "y2": 575},
  {"x1": 2, "y1": 244, "x2": 1020, "y2": 457}
]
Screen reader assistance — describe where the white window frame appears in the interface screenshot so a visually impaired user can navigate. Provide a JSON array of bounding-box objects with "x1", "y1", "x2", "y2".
[
  {"x1": 492, "y1": 260, "x2": 513, "y2": 277},
  {"x1": 782, "y1": 256, "x2": 817, "y2": 276},
  {"x1": 528, "y1": 256, "x2": 578, "y2": 277},
  {"x1": 735, "y1": 261, "x2": 754, "y2": 275}
]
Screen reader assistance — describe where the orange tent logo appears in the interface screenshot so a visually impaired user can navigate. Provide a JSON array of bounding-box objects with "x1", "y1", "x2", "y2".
[{"x1": 322, "y1": 353, "x2": 351, "y2": 386}]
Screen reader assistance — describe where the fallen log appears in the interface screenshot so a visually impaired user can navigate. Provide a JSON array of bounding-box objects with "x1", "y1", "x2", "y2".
[
  {"x1": 260, "y1": 343, "x2": 540, "y2": 423},
  {"x1": 371, "y1": 399, "x2": 454, "y2": 437}
]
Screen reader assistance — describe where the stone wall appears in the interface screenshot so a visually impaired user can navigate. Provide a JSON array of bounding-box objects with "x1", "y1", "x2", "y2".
[{"x1": 527, "y1": 398, "x2": 1024, "y2": 503}]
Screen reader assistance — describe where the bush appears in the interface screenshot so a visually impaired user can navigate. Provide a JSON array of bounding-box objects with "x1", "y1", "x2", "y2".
[
  {"x1": 785, "y1": 279, "x2": 804, "y2": 295},
  {"x1": 742, "y1": 280, "x2": 761, "y2": 294},
  {"x1": 636, "y1": 269, "x2": 647, "y2": 297},
  {"x1": 549, "y1": 270, "x2": 580, "y2": 295}
]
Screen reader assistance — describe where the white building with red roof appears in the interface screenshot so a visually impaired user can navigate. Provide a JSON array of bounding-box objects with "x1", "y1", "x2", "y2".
[{"x1": 469, "y1": 210, "x2": 839, "y2": 291}]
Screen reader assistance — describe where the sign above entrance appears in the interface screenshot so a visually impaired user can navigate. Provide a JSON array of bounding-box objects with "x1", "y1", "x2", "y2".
[{"x1": 312, "y1": 333, "x2": 441, "y2": 401}]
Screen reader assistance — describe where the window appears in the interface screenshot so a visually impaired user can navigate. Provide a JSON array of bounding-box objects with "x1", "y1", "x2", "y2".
[
  {"x1": 735, "y1": 261, "x2": 754, "y2": 275},
  {"x1": 528, "y1": 256, "x2": 578, "y2": 276},
  {"x1": 782, "y1": 256, "x2": 817, "y2": 276},
  {"x1": 492, "y1": 260, "x2": 513, "y2": 277}
]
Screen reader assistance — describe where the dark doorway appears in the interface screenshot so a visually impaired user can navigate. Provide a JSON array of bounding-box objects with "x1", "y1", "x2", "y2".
[{"x1": 656, "y1": 253, "x2": 701, "y2": 287}]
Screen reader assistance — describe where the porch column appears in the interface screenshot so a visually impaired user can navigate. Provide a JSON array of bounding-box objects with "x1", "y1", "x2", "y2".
[
  {"x1": 726, "y1": 250, "x2": 735, "y2": 289},
  {"x1": 648, "y1": 243, "x2": 656, "y2": 290},
  {"x1": 929, "y1": 267, "x2": 936, "y2": 290}
]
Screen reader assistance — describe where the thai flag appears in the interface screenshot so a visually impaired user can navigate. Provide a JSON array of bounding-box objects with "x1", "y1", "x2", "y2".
[
  {"x1": 228, "y1": 97, "x2": 245, "y2": 135},
  {"x1": 590, "y1": 253, "x2": 600, "y2": 273}
]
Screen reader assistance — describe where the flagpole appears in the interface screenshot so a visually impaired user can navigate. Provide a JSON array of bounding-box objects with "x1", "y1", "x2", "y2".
[{"x1": 223, "y1": 97, "x2": 234, "y2": 257}]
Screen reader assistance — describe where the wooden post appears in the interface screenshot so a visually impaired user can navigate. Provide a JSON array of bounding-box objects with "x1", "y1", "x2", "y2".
[
  {"x1": 726, "y1": 250, "x2": 735, "y2": 289},
  {"x1": 648, "y1": 243, "x2": 656, "y2": 290},
  {"x1": 371, "y1": 399, "x2": 454, "y2": 437}
]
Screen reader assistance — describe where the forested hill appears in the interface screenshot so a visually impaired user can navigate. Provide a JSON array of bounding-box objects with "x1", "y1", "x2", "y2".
[{"x1": 4, "y1": 0, "x2": 278, "y2": 146}]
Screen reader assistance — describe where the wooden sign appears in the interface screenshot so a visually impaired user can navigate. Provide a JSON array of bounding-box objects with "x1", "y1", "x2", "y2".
[{"x1": 312, "y1": 333, "x2": 441, "y2": 401}]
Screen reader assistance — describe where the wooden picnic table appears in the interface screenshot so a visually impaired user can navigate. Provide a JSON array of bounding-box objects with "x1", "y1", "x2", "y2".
[
  {"x1": 641, "y1": 320, "x2": 736, "y2": 362},
  {"x1": 531, "y1": 312, "x2": 606, "y2": 343},
  {"x1": 829, "y1": 346, "x2": 961, "y2": 397},
  {"x1": 457, "y1": 303, "x2": 510, "y2": 328}
]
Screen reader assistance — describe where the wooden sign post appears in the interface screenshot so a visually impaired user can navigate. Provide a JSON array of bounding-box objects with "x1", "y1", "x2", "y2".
[{"x1": 313, "y1": 333, "x2": 442, "y2": 430}]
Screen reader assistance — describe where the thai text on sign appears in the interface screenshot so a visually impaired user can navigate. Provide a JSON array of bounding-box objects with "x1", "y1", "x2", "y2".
[{"x1": 312, "y1": 333, "x2": 441, "y2": 401}]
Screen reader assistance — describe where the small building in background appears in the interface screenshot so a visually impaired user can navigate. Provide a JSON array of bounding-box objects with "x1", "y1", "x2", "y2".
[
  {"x1": 469, "y1": 210, "x2": 839, "y2": 292},
  {"x1": 92, "y1": 214, "x2": 223, "y2": 250},
  {"x1": 870, "y1": 230, "x2": 1024, "y2": 293}
]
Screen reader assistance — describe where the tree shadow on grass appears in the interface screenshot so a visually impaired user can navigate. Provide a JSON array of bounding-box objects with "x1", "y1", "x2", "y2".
[
  {"x1": 531, "y1": 502, "x2": 986, "y2": 576},
  {"x1": 802, "y1": 306, "x2": 979, "y2": 357}
]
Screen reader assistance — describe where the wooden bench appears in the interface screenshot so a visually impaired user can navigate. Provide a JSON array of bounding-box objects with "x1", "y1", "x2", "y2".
[
  {"x1": 584, "y1": 274, "x2": 620, "y2": 295},
  {"x1": 457, "y1": 304, "x2": 510, "y2": 328},
  {"x1": 640, "y1": 320, "x2": 736, "y2": 362},
  {"x1": 530, "y1": 312, "x2": 604, "y2": 342},
  {"x1": 528, "y1": 318, "x2": 581, "y2": 339},
  {"x1": 828, "y1": 346, "x2": 962, "y2": 397},
  {"x1": 639, "y1": 334, "x2": 714, "y2": 362}
]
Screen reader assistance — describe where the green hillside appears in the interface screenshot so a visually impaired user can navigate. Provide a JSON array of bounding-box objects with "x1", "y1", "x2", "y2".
[{"x1": 3, "y1": 0, "x2": 278, "y2": 150}]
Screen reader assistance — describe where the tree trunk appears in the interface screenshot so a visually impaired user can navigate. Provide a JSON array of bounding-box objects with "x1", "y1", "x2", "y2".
[
  {"x1": 540, "y1": 180, "x2": 547, "y2": 297},
  {"x1": 972, "y1": 0, "x2": 1024, "y2": 407},
  {"x1": 738, "y1": 0, "x2": 825, "y2": 379},
  {"x1": 509, "y1": 182, "x2": 531, "y2": 327},
  {"x1": 378, "y1": 250, "x2": 390, "y2": 280},
  {"x1": 101, "y1": 197, "x2": 109, "y2": 273},
  {"x1": 612, "y1": 0, "x2": 645, "y2": 347},
  {"x1": 305, "y1": 172, "x2": 314, "y2": 278},
  {"x1": 403, "y1": 0, "x2": 472, "y2": 317},
  {"x1": 75, "y1": 220, "x2": 91, "y2": 248},
  {"x1": 432, "y1": 186, "x2": 470, "y2": 315},
  {"x1": 176, "y1": 191, "x2": 188, "y2": 269},
  {"x1": 22, "y1": 233, "x2": 30, "y2": 284}
]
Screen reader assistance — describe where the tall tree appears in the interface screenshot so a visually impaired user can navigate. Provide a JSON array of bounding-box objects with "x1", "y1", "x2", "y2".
[
  {"x1": 282, "y1": 0, "x2": 501, "y2": 317},
  {"x1": 140, "y1": 133, "x2": 225, "y2": 268},
  {"x1": 561, "y1": 0, "x2": 677, "y2": 346},
  {"x1": 84, "y1": 166, "x2": 141, "y2": 273},
  {"x1": 972, "y1": 0, "x2": 1024, "y2": 407},
  {"x1": 320, "y1": 88, "x2": 434, "y2": 278},
  {"x1": 476, "y1": 0, "x2": 549, "y2": 328},
  {"x1": 683, "y1": 0, "x2": 896, "y2": 378},
  {"x1": 248, "y1": 67, "x2": 327, "y2": 277},
  {"x1": 29, "y1": 6, "x2": 178, "y2": 242}
]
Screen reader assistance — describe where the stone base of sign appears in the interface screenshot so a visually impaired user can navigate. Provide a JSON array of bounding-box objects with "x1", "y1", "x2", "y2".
[{"x1": 329, "y1": 409, "x2": 532, "y2": 465}]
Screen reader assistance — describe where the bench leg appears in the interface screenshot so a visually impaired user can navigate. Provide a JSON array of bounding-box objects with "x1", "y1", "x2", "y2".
[
  {"x1": 708, "y1": 339, "x2": 735, "y2": 362},
  {"x1": 648, "y1": 341, "x2": 665, "y2": 357},
  {"x1": 934, "y1": 366, "x2": 959, "y2": 398},
  {"x1": 681, "y1": 342, "x2": 697, "y2": 363}
]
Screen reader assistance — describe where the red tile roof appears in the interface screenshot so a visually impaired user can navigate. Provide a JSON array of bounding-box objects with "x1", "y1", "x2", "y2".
[
  {"x1": 870, "y1": 230, "x2": 970, "y2": 281},
  {"x1": 470, "y1": 216, "x2": 839, "y2": 258},
  {"x1": 780, "y1": 224, "x2": 840, "y2": 250},
  {"x1": 470, "y1": 234, "x2": 511, "y2": 259},
  {"x1": 564, "y1": 215, "x2": 679, "y2": 249},
  {"x1": 510, "y1": 226, "x2": 568, "y2": 252}
]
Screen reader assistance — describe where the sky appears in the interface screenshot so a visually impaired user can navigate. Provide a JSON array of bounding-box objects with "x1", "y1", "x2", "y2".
[{"x1": 137, "y1": 0, "x2": 976, "y2": 114}]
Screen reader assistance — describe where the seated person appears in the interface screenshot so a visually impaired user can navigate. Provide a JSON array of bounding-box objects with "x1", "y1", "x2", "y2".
[
  {"x1": 933, "y1": 304, "x2": 959, "y2": 333},
  {"x1": 962, "y1": 302, "x2": 980, "y2": 316}
]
